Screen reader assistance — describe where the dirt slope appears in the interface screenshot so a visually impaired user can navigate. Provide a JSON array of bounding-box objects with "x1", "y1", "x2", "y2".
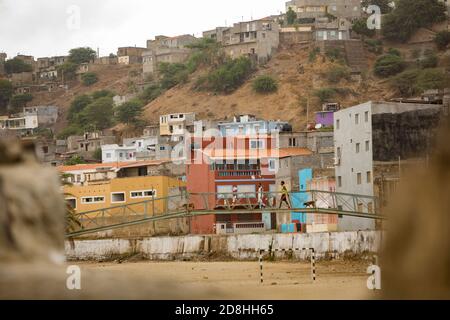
[{"x1": 142, "y1": 44, "x2": 394, "y2": 131}]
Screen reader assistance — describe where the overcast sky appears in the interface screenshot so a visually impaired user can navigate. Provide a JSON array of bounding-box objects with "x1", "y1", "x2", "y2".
[{"x1": 0, "y1": 0, "x2": 286, "y2": 59}]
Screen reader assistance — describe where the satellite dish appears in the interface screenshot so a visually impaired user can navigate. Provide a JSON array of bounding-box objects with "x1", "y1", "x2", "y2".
[{"x1": 315, "y1": 124, "x2": 323, "y2": 130}]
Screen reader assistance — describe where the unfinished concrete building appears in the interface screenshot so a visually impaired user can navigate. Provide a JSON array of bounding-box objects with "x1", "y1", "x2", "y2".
[
  {"x1": 143, "y1": 35, "x2": 197, "y2": 77},
  {"x1": 221, "y1": 18, "x2": 280, "y2": 64},
  {"x1": 117, "y1": 46, "x2": 146, "y2": 65},
  {"x1": 285, "y1": 0, "x2": 362, "y2": 21}
]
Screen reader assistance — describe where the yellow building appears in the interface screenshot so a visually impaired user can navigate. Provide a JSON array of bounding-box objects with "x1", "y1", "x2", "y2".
[{"x1": 64, "y1": 175, "x2": 185, "y2": 216}]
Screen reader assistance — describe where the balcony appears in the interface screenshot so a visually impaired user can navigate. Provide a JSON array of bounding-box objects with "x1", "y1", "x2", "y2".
[{"x1": 216, "y1": 170, "x2": 261, "y2": 178}]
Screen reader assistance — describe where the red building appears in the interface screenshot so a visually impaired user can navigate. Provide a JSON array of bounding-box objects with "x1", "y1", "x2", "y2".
[{"x1": 186, "y1": 135, "x2": 280, "y2": 234}]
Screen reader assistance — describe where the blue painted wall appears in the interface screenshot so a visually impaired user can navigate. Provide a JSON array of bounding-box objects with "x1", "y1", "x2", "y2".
[{"x1": 291, "y1": 168, "x2": 312, "y2": 224}]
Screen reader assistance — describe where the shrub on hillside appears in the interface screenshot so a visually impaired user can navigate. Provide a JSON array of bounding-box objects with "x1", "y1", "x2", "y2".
[
  {"x1": 158, "y1": 62, "x2": 189, "y2": 90},
  {"x1": 325, "y1": 65, "x2": 351, "y2": 83},
  {"x1": 314, "y1": 88, "x2": 337, "y2": 103},
  {"x1": 252, "y1": 75, "x2": 278, "y2": 93},
  {"x1": 390, "y1": 68, "x2": 449, "y2": 96},
  {"x1": 81, "y1": 72, "x2": 98, "y2": 86},
  {"x1": 382, "y1": 0, "x2": 446, "y2": 43},
  {"x1": 352, "y1": 18, "x2": 376, "y2": 38},
  {"x1": 364, "y1": 39, "x2": 383, "y2": 55},
  {"x1": 374, "y1": 54, "x2": 406, "y2": 77},
  {"x1": 195, "y1": 57, "x2": 254, "y2": 93},
  {"x1": 140, "y1": 84, "x2": 163, "y2": 104},
  {"x1": 435, "y1": 31, "x2": 450, "y2": 50},
  {"x1": 325, "y1": 48, "x2": 344, "y2": 63},
  {"x1": 420, "y1": 51, "x2": 439, "y2": 69}
]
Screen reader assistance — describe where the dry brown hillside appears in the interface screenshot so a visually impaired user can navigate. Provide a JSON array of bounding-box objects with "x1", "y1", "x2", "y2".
[{"x1": 142, "y1": 44, "x2": 394, "y2": 131}]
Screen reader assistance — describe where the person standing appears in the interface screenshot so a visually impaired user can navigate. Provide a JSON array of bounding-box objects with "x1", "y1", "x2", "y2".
[{"x1": 279, "y1": 181, "x2": 291, "y2": 209}]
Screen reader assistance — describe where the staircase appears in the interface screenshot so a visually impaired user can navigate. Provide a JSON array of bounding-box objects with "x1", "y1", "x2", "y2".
[{"x1": 344, "y1": 40, "x2": 368, "y2": 73}]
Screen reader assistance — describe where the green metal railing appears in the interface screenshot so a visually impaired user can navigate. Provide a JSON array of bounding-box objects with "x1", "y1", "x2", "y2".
[{"x1": 66, "y1": 190, "x2": 385, "y2": 238}]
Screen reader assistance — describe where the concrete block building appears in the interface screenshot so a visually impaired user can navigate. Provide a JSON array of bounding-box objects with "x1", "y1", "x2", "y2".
[{"x1": 334, "y1": 101, "x2": 444, "y2": 231}]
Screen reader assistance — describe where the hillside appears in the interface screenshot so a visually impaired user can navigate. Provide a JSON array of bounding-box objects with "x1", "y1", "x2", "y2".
[
  {"x1": 30, "y1": 64, "x2": 141, "y2": 133},
  {"x1": 141, "y1": 44, "x2": 395, "y2": 131}
]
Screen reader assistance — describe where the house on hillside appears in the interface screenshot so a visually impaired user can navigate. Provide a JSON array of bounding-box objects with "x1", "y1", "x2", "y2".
[
  {"x1": 224, "y1": 18, "x2": 280, "y2": 64},
  {"x1": 117, "y1": 47, "x2": 146, "y2": 65},
  {"x1": 218, "y1": 115, "x2": 291, "y2": 137},
  {"x1": 285, "y1": 0, "x2": 361, "y2": 21},
  {"x1": 143, "y1": 34, "x2": 197, "y2": 77}
]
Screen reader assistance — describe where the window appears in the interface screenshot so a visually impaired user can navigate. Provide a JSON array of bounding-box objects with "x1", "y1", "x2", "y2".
[
  {"x1": 355, "y1": 113, "x2": 359, "y2": 125},
  {"x1": 336, "y1": 119, "x2": 340, "y2": 130},
  {"x1": 250, "y1": 139, "x2": 265, "y2": 150},
  {"x1": 268, "y1": 159, "x2": 277, "y2": 171},
  {"x1": 106, "y1": 153, "x2": 112, "y2": 159},
  {"x1": 337, "y1": 147, "x2": 341, "y2": 157},
  {"x1": 130, "y1": 190, "x2": 157, "y2": 199},
  {"x1": 111, "y1": 192, "x2": 125, "y2": 203},
  {"x1": 81, "y1": 196, "x2": 105, "y2": 204},
  {"x1": 217, "y1": 185, "x2": 233, "y2": 198},
  {"x1": 365, "y1": 140, "x2": 370, "y2": 152},
  {"x1": 338, "y1": 176, "x2": 342, "y2": 187},
  {"x1": 365, "y1": 111, "x2": 369, "y2": 122},
  {"x1": 356, "y1": 143, "x2": 360, "y2": 153},
  {"x1": 237, "y1": 185, "x2": 256, "y2": 198},
  {"x1": 367, "y1": 171, "x2": 372, "y2": 184},
  {"x1": 357, "y1": 173, "x2": 362, "y2": 185},
  {"x1": 66, "y1": 198, "x2": 77, "y2": 210}
]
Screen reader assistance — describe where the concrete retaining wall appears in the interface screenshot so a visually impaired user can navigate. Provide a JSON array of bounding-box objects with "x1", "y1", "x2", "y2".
[{"x1": 65, "y1": 231, "x2": 383, "y2": 261}]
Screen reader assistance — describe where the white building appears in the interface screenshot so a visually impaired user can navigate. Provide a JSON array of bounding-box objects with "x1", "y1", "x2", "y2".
[
  {"x1": 334, "y1": 101, "x2": 443, "y2": 231},
  {"x1": 101, "y1": 144, "x2": 137, "y2": 163},
  {"x1": 0, "y1": 114, "x2": 38, "y2": 134}
]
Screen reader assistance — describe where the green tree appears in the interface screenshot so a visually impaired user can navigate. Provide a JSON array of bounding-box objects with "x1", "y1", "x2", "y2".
[
  {"x1": 140, "y1": 84, "x2": 163, "y2": 104},
  {"x1": 68, "y1": 94, "x2": 92, "y2": 122},
  {"x1": 382, "y1": 0, "x2": 446, "y2": 43},
  {"x1": 93, "y1": 148, "x2": 102, "y2": 161},
  {"x1": 420, "y1": 50, "x2": 438, "y2": 69},
  {"x1": 10, "y1": 93, "x2": 33, "y2": 112},
  {"x1": 81, "y1": 72, "x2": 98, "y2": 86},
  {"x1": 252, "y1": 75, "x2": 278, "y2": 93},
  {"x1": 57, "y1": 125, "x2": 84, "y2": 139},
  {"x1": 68, "y1": 47, "x2": 97, "y2": 65},
  {"x1": 416, "y1": 68, "x2": 450, "y2": 91},
  {"x1": 197, "y1": 57, "x2": 254, "y2": 93},
  {"x1": 286, "y1": 7, "x2": 297, "y2": 25},
  {"x1": 352, "y1": 18, "x2": 376, "y2": 38},
  {"x1": 4, "y1": 58, "x2": 33, "y2": 74},
  {"x1": 115, "y1": 99, "x2": 144, "y2": 125},
  {"x1": 82, "y1": 96, "x2": 114, "y2": 130},
  {"x1": 374, "y1": 54, "x2": 406, "y2": 77},
  {"x1": 435, "y1": 31, "x2": 450, "y2": 50},
  {"x1": 65, "y1": 155, "x2": 85, "y2": 166},
  {"x1": 158, "y1": 62, "x2": 189, "y2": 89},
  {"x1": 390, "y1": 69, "x2": 421, "y2": 96},
  {"x1": 0, "y1": 79, "x2": 13, "y2": 113},
  {"x1": 57, "y1": 62, "x2": 78, "y2": 81},
  {"x1": 362, "y1": 0, "x2": 393, "y2": 14},
  {"x1": 91, "y1": 90, "x2": 115, "y2": 100}
]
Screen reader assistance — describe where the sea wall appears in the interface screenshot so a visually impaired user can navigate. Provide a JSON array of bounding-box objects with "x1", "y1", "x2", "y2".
[{"x1": 66, "y1": 230, "x2": 383, "y2": 261}]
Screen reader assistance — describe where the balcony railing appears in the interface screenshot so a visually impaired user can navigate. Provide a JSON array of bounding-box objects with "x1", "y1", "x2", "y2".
[{"x1": 216, "y1": 170, "x2": 261, "y2": 177}]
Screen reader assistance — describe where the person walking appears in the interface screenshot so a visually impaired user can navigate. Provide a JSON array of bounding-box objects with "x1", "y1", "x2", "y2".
[
  {"x1": 257, "y1": 183, "x2": 266, "y2": 209},
  {"x1": 279, "y1": 181, "x2": 291, "y2": 209}
]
